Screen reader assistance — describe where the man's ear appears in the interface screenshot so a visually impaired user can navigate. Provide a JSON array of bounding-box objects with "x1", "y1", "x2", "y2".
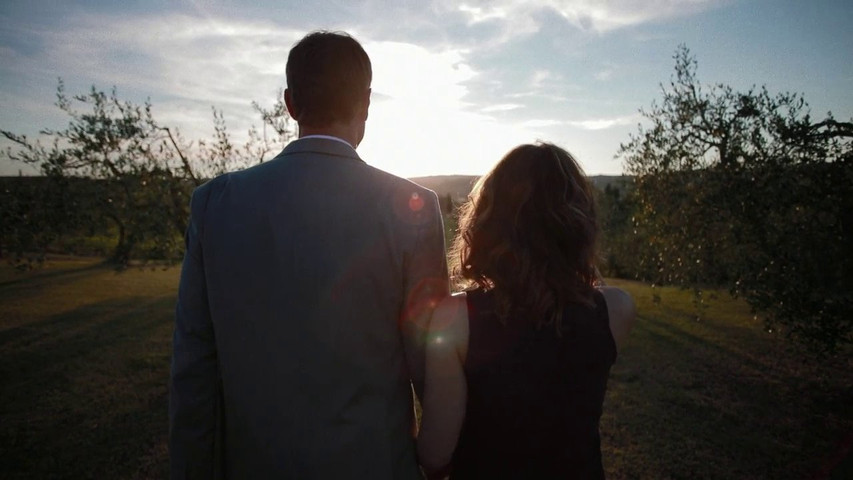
[
  {"x1": 284, "y1": 89, "x2": 298, "y2": 119},
  {"x1": 361, "y1": 88, "x2": 371, "y2": 121}
]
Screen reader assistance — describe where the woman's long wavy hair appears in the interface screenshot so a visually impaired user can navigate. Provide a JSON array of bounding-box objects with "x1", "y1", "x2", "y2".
[{"x1": 450, "y1": 142, "x2": 599, "y2": 331}]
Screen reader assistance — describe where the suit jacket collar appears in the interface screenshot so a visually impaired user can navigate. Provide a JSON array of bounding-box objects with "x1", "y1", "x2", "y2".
[{"x1": 281, "y1": 137, "x2": 365, "y2": 164}]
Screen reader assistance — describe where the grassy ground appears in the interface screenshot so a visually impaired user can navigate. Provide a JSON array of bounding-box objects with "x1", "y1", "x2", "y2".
[
  {"x1": 0, "y1": 259, "x2": 850, "y2": 479},
  {"x1": 0, "y1": 258, "x2": 174, "y2": 479},
  {"x1": 602, "y1": 279, "x2": 852, "y2": 479}
]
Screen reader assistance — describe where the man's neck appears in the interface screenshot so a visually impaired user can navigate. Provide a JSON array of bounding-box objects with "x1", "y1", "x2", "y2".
[{"x1": 297, "y1": 122, "x2": 362, "y2": 148}]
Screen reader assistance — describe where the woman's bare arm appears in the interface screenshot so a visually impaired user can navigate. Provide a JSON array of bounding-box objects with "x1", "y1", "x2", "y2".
[
  {"x1": 597, "y1": 286, "x2": 637, "y2": 351},
  {"x1": 417, "y1": 293, "x2": 469, "y2": 477}
]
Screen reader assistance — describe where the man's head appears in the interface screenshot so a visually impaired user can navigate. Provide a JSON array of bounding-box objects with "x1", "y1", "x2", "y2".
[{"x1": 285, "y1": 31, "x2": 372, "y2": 133}]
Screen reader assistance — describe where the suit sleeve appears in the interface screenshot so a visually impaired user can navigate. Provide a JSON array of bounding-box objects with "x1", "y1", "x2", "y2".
[
  {"x1": 169, "y1": 184, "x2": 220, "y2": 480},
  {"x1": 401, "y1": 189, "x2": 450, "y2": 401}
]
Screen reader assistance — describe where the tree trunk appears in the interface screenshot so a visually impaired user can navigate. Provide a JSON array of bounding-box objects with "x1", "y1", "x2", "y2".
[{"x1": 110, "y1": 220, "x2": 131, "y2": 266}]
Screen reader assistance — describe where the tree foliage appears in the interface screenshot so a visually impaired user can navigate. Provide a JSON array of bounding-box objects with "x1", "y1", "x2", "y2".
[
  {"x1": 596, "y1": 181, "x2": 641, "y2": 279},
  {"x1": 0, "y1": 176, "x2": 79, "y2": 266},
  {"x1": 1, "y1": 80, "x2": 296, "y2": 266},
  {"x1": 618, "y1": 45, "x2": 853, "y2": 354}
]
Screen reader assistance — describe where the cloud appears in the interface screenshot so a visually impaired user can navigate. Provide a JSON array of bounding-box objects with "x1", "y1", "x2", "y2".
[
  {"x1": 507, "y1": 91, "x2": 572, "y2": 103},
  {"x1": 594, "y1": 69, "x2": 614, "y2": 81},
  {"x1": 0, "y1": 12, "x2": 310, "y2": 144},
  {"x1": 458, "y1": 4, "x2": 509, "y2": 23},
  {"x1": 520, "y1": 119, "x2": 564, "y2": 128},
  {"x1": 367, "y1": 41, "x2": 476, "y2": 108},
  {"x1": 530, "y1": 69, "x2": 561, "y2": 89},
  {"x1": 1, "y1": 8, "x2": 536, "y2": 177},
  {"x1": 568, "y1": 114, "x2": 639, "y2": 130},
  {"x1": 356, "y1": 41, "x2": 540, "y2": 176},
  {"x1": 480, "y1": 103, "x2": 523, "y2": 112},
  {"x1": 491, "y1": 70, "x2": 578, "y2": 103},
  {"x1": 453, "y1": 0, "x2": 727, "y2": 36},
  {"x1": 75, "y1": 14, "x2": 301, "y2": 106},
  {"x1": 593, "y1": 60, "x2": 620, "y2": 81},
  {"x1": 0, "y1": 6, "x2": 641, "y2": 177}
]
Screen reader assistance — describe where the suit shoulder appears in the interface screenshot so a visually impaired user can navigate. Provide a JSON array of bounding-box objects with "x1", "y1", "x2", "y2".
[
  {"x1": 365, "y1": 165, "x2": 439, "y2": 200},
  {"x1": 360, "y1": 166, "x2": 442, "y2": 227},
  {"x1": 196, "y1": 172, "x2": 228, "y2": 192},
  {"x1": 190, "y1": 173, "x2": 231, "y2": 208}
]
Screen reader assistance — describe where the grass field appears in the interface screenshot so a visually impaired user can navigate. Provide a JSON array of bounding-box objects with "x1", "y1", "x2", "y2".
[{"x1": 1, "y1": 258, "x2": 850, "y2": 479}]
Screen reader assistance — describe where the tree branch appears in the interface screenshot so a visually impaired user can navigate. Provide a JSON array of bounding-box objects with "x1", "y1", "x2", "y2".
[{"x1": 159, "y1": 126, "x2": 200, "y2": 187}]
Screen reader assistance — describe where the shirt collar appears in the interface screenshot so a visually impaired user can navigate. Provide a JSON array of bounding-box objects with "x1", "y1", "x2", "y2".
[{"x1": 298, "y1": 134, "x2": 354, "y2": 149}]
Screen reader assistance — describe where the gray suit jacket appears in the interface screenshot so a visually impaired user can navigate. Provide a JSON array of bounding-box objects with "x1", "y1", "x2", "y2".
[{"x1": 169, "y1": 138, "x2": 448, "y2": 479}]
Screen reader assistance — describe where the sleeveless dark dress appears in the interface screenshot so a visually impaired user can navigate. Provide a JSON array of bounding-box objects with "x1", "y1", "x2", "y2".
[{"x1": 450, "y1": 289, "x2": 617, "y2": 479}]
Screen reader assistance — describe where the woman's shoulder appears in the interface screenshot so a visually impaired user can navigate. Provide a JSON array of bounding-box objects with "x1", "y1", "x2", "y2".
[
  {"x1": 595, "y1": 286, "x2": 636, "y2": 351},
  {"x1": 429, "y1": 292, "x2": 470, "y2": 358},
  {"x1": 440, "y1": 290, "x2": 469, "y2": 306},
  {"x1": 432, "y1": 292, "x2": 469, "y2": 332},
  {"x1": 596, "y1": 286, "x2": 634, "y2": 311}
]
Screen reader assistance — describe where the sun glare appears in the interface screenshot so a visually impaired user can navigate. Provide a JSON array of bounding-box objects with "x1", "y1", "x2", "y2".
[{"x1": 358, "y1": 41, "x2": 535, "y2": 178}]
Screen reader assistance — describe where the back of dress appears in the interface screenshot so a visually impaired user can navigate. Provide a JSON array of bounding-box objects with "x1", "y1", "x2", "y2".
[{"x1": 451, "y1": 289, "x2": 616, "y2": 479}]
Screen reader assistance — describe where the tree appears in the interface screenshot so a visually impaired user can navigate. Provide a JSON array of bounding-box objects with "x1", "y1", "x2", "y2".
[
  {"x1": 618, "y1": 45, "x2": 853, "y2": 354},
  {"x1": 0, "y1": 176, "x2": 71, "y2": 266},
  {"x1": 595, "y1": 181, "x2": 643, "y2": 280},
  {"x1": 1, "y1": 80, "x2": 296, "y2": 266}
]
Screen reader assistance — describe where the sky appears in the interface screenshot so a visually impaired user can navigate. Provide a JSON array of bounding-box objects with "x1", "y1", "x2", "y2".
[{"x1": 1, "y1": 0, "x2": 851, "y2": 178}]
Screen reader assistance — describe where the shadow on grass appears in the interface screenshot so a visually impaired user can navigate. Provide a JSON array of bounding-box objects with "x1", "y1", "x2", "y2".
[
  {"x1": 0, "y1": 259, "x2": 108, "y2": 289},
  {"x1": 0, "y1": 294, "x2": 175, "y2": 480},
  {"x1": 602, "y1": 310, "x2": 852, "y2": 479}
]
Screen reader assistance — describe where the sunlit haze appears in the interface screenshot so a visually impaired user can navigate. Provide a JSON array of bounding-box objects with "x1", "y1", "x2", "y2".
[{"x1": 1, "y1": 1, "x2": 851, "y2": 178}]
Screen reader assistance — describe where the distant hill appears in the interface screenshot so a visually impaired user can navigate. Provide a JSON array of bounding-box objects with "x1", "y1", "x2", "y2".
[
  {"x1": 408, "y1": 175, "x2": 479, "y2": 202},
  {"x1": 588, "y1": 175, "x2": 633, "y2": 192},
  {"x1": 409, "y1": 174, "x2": 633, "y2": 202}
]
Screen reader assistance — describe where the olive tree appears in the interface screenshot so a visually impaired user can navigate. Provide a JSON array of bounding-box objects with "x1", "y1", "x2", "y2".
[
  {"x1": 1, "y1": 80, "x2": 296, "y2": 266},
  {"x1": 618, "y1": 46, "x2": 853, "y2": 354}
]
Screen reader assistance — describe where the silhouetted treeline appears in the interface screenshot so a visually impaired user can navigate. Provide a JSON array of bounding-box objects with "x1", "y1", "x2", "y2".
[
  {"x1": 1, "y1": 80, "x2": 295, "y2": 266},
  {"x1": 4, "y1": 46, "x2": 852, "y2": 355}
]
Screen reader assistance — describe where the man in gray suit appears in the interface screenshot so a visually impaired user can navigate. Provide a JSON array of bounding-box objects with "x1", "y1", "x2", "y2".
[{"x1": 169, "y1": 31, "x2": 449, "y2": 479}]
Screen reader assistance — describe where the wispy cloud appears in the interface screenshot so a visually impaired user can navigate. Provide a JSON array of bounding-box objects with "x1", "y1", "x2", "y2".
[
  {"x1": 458, "y1": 4, "x2": 509, "y2": 23},
  {"x1": 4, "y1": 13, "x2": 305, "y2": 115},
  {"x1": 594, "y1": 68, "x2": 614, "y2": 81},
  {"x1": 453, "y1": 0, "x2": 727, "y2": 36},
  {"x1": 501, "y1": 70, "x2": 580, "y2": 103},
  {"x1": 520, "y1": 119, "x2": 564, "y2": 128},
  {"x1": 357, "y1": 41, "x2": 540, "y2": 175},
  {"x1": 1, "y1": 8, "x2": 546, "y2": 177},
  {"x1": 367, "y1": 41, "x2": 476, "y2": 108},
  {"x1": 0, "y1": 4, "x2": 680, "y2": 177},
  {"x1": 507, "y1": 91, "x2": 572, "y2": 102},
  {"x1": 1, "y1": 12, "x2": 312, "y2": 146},
  {"x1": 530, "y1": 69, "x2": 561, "y2": 89},
  {"x1": 568, "y1": 114, "x2": 639, "y2": 130},
  {"x1": 480, "y1": 103, "x2": 524, "y2": 113}
]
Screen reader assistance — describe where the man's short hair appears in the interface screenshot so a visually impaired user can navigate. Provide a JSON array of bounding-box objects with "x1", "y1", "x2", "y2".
[{"x1": 286, "y1": 31, "x2": 372, "y2": 127}]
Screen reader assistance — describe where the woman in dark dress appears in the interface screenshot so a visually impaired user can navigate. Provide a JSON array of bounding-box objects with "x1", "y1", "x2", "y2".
[{"x1": 417, "y1": 143, "x2": 636, "y2": 479}]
